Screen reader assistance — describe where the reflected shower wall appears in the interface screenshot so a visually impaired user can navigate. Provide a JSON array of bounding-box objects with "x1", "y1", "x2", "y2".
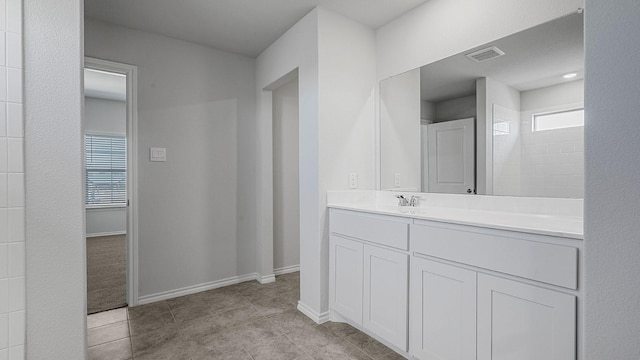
[{"x1": 493, "y1": 80, "x2": 584, "y2": 198}]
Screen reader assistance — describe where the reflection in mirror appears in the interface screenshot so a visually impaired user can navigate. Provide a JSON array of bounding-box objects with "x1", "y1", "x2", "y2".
[{"x1": 380, "y1": 12, "x2": 584, "y2": 198}]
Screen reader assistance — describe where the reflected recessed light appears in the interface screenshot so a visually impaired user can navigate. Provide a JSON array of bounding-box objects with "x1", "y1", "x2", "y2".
[{"x1": 563, "y1": 73, "x2": 578, "y2": 79}]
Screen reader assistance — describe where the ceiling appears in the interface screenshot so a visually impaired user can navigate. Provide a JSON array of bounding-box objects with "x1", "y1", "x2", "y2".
[
  {"x1": 418, "y1": 12, "x2": 584, "y2": 102},
  {"x1": 84, "y1": 0, "x2": 429, "y2": 57}
]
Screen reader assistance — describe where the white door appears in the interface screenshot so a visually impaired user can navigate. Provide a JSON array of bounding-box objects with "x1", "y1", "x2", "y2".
[
  {"x1": 329, "y1": 235, "x2": 364, "y2": 325},
  {"x1": 477, "y1": 274, "x2": 576, "y2": 360},
  {"x1": 410, "y1": 258, "x2": 477, "y2": 360},
  {"x1": 363, "y1": 245, "x2": 409, "y2": 351},
  {"x1": 428, "y1": 118, "x2": 475, "y2": 194}
]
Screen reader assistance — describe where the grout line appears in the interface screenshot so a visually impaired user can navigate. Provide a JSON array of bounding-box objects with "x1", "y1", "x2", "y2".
[{"x1": 87, "y1": 335, "x2": 132, "y2": 350}]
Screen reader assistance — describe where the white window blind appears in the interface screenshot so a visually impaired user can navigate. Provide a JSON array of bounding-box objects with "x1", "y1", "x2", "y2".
[{"x1": 85, "y1": 135, "x2": 127, "y2": 206}]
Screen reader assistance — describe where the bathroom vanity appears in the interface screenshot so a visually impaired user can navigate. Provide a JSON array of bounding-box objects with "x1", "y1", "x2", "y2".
[{"x1": 328, "y1": 191, "x2": 583, "y2": 360}]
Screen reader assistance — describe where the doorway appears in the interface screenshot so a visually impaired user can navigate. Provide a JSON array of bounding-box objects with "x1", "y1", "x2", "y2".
[
  {"x1": 84, "y1": 58, "x2": 138, "y2": 313},
  {"x1": 272, "y1": 76, "x2": 301, "y2": 275}
]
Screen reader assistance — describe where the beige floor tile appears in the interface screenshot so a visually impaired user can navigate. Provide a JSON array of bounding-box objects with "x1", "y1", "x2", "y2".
[
  {"x1": 88, "y1": 308, "x2": 128, "y2": 329},
  {"x1": 86, "y1": 272, "x2": 398, "y2": 360},
  {"x1": 226, "y1": 317, "x2": 283, "y2": 349},
  {"x1": 127, "y1": 301, "x2": 171, "y2": 319},
  {"x1": 246, "y1": 335, "x2": 308, "y2": 360},
  {"x1": 128, "y1": 311, "x2": 176, "y2": 336},
  {"x1": 215, "y1": 303, "x2": 263, "y2": 328},
  {"x1": 253, "y1": 295, "x2": 296, "y2": 316},
  {"x1": 88, "y1": 338, "x2": 132, "y2": 360},
  {"x1": 189, "y1": 343, "x2": 252, "y2": 360},
  {"x1": 88, "y1": 321, "x2": 130, "y2": 347},
  {"x1": 208, "y1": 291, "x2": 253, "y2": 313}
]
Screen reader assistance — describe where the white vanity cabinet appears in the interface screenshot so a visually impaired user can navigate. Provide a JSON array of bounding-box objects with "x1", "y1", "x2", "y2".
[
  {"x1": 363, "y1": 244, "x2": 409, "y2": 350},
  {"x1": 328, "y1": 206, "x2": 581, "y2": 360},
  {"x1": 410, "y1": 220, "x2": 578, "y2": 360},
  {"x1": 329, "y1": 235, "x2": 364, "y2": 324},
  {"x1": 410, "y1": 257, "x2": 477, "y2": 360},
  {"x1": 477, "y1": 274, "x2": 576, "y2": 360},
  {"x1": 329, "y1": 209, "x2": 410, "y2": 351}
]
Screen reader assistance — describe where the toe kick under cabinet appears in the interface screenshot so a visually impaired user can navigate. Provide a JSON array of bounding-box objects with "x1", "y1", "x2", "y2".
[{"x1": 329, "y1": 208, "x2": 581, "y2": 360}]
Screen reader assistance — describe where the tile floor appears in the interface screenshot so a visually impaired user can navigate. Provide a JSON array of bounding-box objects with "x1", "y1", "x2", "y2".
[{"x1": 87, "y1": 272, "x2": 405, "y2": 360}]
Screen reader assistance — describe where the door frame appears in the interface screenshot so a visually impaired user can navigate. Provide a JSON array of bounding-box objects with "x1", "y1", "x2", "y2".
[{"x1": 84, "y1": 57, "x2": 140, "y2": 306}]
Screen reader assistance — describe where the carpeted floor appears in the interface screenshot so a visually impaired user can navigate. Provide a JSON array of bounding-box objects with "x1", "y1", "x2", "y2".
[{"x1": 87, "y1": 235, "x2": 127, "y2": 314}]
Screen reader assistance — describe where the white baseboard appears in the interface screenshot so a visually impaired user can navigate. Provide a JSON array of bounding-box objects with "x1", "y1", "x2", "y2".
[
  {"x1": 297, "y1": 301, "x2": 330, "y2": 324},
  {"x1": 257, "y1": 273, "x2": 276, "y2": 284},
  {"x1": 137, "y1": 273, "x2": 259, "y2": 305},
  {"x1": 274, "y1": 264, "x2": 300, "y2": 276},
  {"x1": 136, "y1": 267, "x2": 298, "y2": 306},
  {"x1": 86, "y1": 231, "x2": 127, "y2": 238}
]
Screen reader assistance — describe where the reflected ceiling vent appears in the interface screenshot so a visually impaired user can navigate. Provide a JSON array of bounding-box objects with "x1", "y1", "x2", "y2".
[{"x1": 466, "y1": 46, "x2": 505, "y2": 63}]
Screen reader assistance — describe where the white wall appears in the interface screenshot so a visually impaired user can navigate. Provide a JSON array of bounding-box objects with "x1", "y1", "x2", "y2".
[
  {"x1": 256, "y1": 7, "x2": 376, "y2": 319},
  {"x1": 84, "y1": 97, "x2": 126, "y2": 135},
  {"x1": 85, "y1": 20, "x2": 257, "y2": 298},
  {"x1": 272, "y1": 78, "x2": 300, "y2": 271},
  {"x1": 421, "y1": 100, "x2": 436, "y2": 122},
  {"x1": 317, "y1": 10, "x2": 377, "y2": 316},
  {"x1": 584, "y1": 0, "x2": 640, "y2": 357},
  {"x1": 492, "y1": 104, "x2": 522, "y2": 196},
  {"x1": 85, "y1": 208, "x2": 127, "y2": 237},
  {"x1": 380, "y1": 69, "x2": 420, "y2": 190},
  {"x1": 376, "y1": 0, "x2": 583, "y2": 81},
  {"x1": 24, "y1": 0, "x2": 87, "y2": 358},
  {"x1": 434, "y1": 94, "x2": 476, "y2": 122},
  {"x1": 255, "y1": 8, "x2": 319, "y2": 310},
  {"x1": 0, "y1": 1, "x2": 25, "y2": 359},
  {"x1": 477, "y1": 77, "x2": 521, "y2": 194},
  {"x1": 521, "y1": 79, "x2": 584, "y2": 111}
]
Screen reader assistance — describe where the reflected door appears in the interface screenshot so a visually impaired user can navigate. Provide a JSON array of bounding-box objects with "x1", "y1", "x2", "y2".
[{"x1": 427, "y1": 118, "x2": 475, "y2": 194}]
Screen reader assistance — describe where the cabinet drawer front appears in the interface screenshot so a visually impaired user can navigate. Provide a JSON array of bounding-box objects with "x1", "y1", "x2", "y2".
[
  {"x1": 411, "y1": 223, "x2": 578, "y2": 289},
  {"x1": 330, "y1": 210, "x2": 409, "y2": 250}
]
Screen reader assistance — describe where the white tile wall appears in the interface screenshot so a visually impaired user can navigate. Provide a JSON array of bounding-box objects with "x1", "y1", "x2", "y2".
[{"x1": 0, "y1": 0, "x2": 22, "y2": 358}]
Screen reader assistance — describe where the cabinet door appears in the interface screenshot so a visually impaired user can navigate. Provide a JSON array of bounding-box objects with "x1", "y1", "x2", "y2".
[
  {"x1": 329, "y1": 235, "x2": 364, "y2": 324},
  {"x1": 363, "y1": 244, "x2": 409, "y2": 351},
  {"x1": 410, "y1": 257, "x2": 477, "y2": 360},
  {"x1": 477, "y1": 274, "x2": 576, "y2": 360}
]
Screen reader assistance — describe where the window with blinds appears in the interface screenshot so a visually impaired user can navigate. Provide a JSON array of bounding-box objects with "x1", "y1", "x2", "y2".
[{"x1": 85, "y1": 134, "x2": 127, "y2": 206}]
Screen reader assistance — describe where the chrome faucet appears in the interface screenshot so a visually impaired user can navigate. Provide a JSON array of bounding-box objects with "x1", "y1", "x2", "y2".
[
  {"x1": 409, "y1": 195, "x2": 420, "y2": 207},
  {"x1": 395, "y1": 195, "x2": 410, "y2": 206},
  {"x1": 396, "y1": 195, "x2": 421, "y2": 207}
]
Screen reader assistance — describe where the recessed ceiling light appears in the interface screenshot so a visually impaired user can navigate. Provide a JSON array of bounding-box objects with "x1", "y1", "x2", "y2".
[{"x1": 563, "y1": 73, "x2": 578, "y2": 79}]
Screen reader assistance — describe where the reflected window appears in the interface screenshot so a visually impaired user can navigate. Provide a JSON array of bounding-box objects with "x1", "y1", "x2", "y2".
[{"x1": 533, "y1": 108, "x2": 584, "y2": 131}]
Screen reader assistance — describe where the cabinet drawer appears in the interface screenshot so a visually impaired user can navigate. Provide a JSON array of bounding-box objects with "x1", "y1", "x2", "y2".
[
  {"x1": 330, "y1": 209, "x2": 409, "y2": 250},
  {"x1": 411, "y1": 223, "x2": 578, "y2": 289}
]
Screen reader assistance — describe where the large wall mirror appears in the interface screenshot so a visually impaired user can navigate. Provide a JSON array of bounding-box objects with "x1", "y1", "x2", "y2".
[{"x1": 380, "y1": 12, "x2": 584, "y2": 198}]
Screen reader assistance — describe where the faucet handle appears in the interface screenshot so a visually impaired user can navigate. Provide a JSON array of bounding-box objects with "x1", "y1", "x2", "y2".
[
  {"x1": 409, "y1": 195, "x2": 421, "y2": 207},
  {"x1": 395, "y1": 195, "x2": 409, "y2": 206}
]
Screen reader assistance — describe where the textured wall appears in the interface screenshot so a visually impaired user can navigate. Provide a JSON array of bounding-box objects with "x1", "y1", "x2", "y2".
[
  {"x1": 584, "y1": 0, "x2": 640, "y2": 358},
  {"x1": 0, "y1": 0, "x2": 25, "y2": 359},
  {"x1": 24, "y1": 0, "x2": 87, "y2": 358}
]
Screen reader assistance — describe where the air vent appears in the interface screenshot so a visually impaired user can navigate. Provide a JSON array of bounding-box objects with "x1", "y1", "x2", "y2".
[{"x1": 466, "y1": 46, "x2": 505, "y2": 63}]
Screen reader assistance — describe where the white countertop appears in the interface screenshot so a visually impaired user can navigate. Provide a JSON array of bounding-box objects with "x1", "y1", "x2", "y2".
[{"x1": 327, "y1": 191, "x2": 583, "y2": 239}]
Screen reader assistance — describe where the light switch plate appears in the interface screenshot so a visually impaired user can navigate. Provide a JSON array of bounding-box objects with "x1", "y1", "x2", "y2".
[{"x1": 150, "y1": 147, "x2": 166, "y2": 162}]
